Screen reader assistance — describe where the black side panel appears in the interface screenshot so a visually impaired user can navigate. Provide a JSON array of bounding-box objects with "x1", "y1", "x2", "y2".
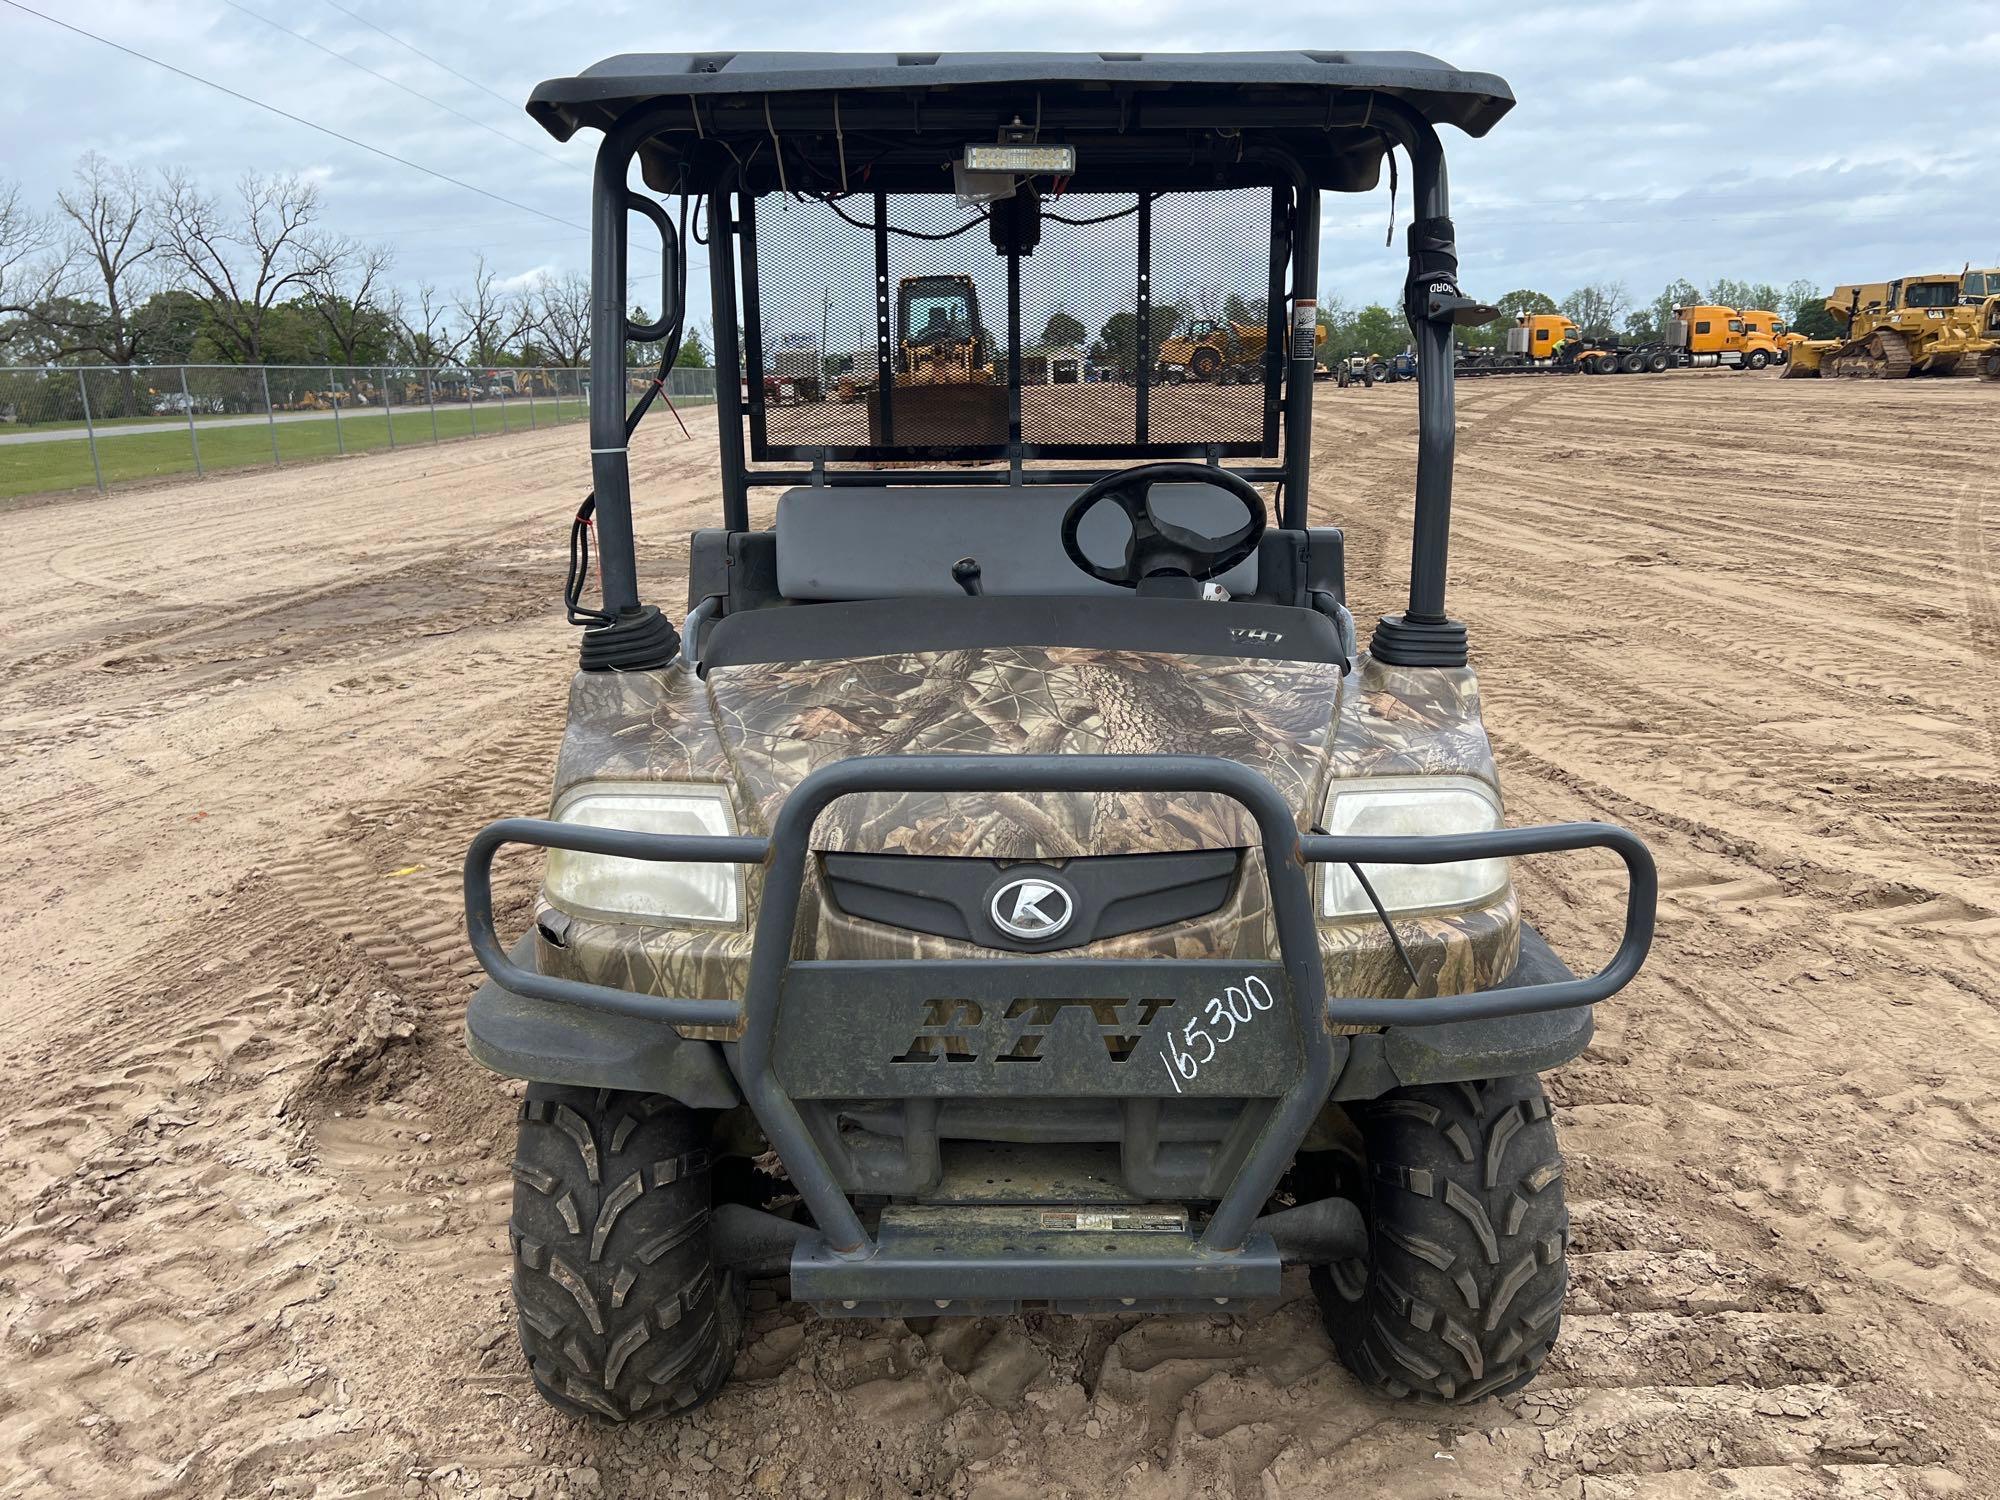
[
  {"x1": 1305, "y1": 527, "x2": 1346, "y2": 604},
  {"x1": 688, "y1": 529, "x2": 783, "y2": 615},
  {"x1": 1251, "y1": 530, "x2": 1310, "y2": 607},
  {"x1": 688, "y1": 529, "x2": 729, "y2": 608},
  {"x1": 463, "y1": 933, "x2": 741, "y2": 1108}
]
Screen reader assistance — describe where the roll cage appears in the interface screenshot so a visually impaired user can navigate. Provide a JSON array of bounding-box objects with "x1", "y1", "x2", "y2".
[{"x1": 539, "y1": 52, "x2": 1509, "y2": 671}]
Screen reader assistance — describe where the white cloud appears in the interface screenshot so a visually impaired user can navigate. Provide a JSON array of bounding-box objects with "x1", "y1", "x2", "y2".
[{"x1": 496, "y1": 263, "x2": 557, "y2": 293}]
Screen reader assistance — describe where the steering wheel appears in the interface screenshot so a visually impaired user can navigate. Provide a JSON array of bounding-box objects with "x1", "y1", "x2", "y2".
[{"x1": 1060, "y1": 462, "x2": 1268, "y2": 588}]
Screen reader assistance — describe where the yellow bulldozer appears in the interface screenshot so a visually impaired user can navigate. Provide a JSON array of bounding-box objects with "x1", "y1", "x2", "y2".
[
  {"x1": 895, "y1": 274, "x2": 995, "y2": 386},
  {"x1": 859, "y1": 273, "x2": 1007, "y2": 444},
  {"x1": 1979, "y1": 295, "x2": 2000, "y2": 382},
  {"x1": 1156, "y1": 316, "x2": 1323, "y2": 383},
  {"x1": 1786, "y1": 267, "x2": 2000, "y2": 378}
]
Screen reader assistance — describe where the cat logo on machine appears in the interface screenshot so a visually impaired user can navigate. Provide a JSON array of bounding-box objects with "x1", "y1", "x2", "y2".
[{"x1": 990, "y1": 875, "x2": 1074, "y2": 941}]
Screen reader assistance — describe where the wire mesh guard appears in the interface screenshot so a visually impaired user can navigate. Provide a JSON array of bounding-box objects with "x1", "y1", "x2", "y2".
[{"x1": 743, "y1": 187, "x2": 1289, "y2": 460}]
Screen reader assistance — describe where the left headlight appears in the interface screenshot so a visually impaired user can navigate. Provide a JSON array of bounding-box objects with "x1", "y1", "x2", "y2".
[
  {"x1": 1320, "y1": 776, "x2": 1509, "y2": 919},
  {"x1": 543, "y1": 782, "x2": 742, "y2": 925}
]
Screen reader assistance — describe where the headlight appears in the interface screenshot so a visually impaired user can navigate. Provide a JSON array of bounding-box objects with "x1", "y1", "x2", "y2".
[
  {"x1": 1320, "y1": 776, "x2": 1508, "y2": 919},
  {"x1": 543, "y1": 783, "x2": 742, "y2": 925}
]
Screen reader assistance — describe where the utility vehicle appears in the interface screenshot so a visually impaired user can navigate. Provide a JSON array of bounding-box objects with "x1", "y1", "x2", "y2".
[{"x1": 463, "y1": 52, "x2": 1656, "y2": 1424}]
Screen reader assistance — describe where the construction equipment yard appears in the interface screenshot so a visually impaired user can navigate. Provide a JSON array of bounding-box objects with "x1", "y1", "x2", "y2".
[{"x1": 2, "y1": 372, "x2": 1996, "y2": 1498}]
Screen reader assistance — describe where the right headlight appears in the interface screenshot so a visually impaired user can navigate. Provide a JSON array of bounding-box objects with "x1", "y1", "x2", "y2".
[
  {"x1": 1319, "y1": 775, "x2": 1509, "y2": 919},
  {"x1": 543, "y1": 782, "x2": 742, "y2": 925}
]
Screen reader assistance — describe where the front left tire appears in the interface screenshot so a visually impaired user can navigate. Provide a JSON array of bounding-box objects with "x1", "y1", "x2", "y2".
[{"x1": 510, "y1": 1085, "x2": 743, "y2": 1423}]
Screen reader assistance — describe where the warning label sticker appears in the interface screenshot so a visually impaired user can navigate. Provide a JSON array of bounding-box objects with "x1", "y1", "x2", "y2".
[{"x1": 1290, "y1": 299, "x2": 1317, "y2": 360}]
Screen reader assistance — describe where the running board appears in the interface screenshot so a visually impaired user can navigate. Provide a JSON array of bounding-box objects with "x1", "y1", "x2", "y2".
[{"x1": 789, "y1": 1205, "x2": 1283, "y2": 1317}]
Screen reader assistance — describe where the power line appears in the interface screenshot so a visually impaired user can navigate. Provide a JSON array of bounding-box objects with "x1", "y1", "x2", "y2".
[
  {"x1": 7, "y1": 0, "x2": 702, "y2": 289},
  {"x1": 217, "y1": 0, "x2": 570, "y2": 169},
  {"x1": 4, "y1": 0, "x2": 594, "y2": 241},
  {"x1": 305, "y1": 0, "x2": 704, "y2": 274},
  {"x1": 318, "y1": 0, "x2": 522, "y2": 112}
]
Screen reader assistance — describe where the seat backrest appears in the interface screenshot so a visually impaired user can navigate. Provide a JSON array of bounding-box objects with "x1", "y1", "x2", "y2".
[{"x1": 773, "y1": 485, "x2": 1262, "y2": 600}]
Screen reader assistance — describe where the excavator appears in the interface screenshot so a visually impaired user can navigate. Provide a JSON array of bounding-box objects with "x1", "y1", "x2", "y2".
[{"x1": 1785, "y1": 267, "x2": 2000, "y2": 378}]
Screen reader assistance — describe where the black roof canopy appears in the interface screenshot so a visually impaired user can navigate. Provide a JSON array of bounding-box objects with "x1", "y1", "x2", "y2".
[{"x1": 529, "y1": 51, "x2": 1513, "y2": 195}]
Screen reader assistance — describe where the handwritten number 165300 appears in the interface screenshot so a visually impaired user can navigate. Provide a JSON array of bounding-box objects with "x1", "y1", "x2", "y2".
[{"x1": 1161, "y1": 976, "x2": 1276, "y2": 1092}]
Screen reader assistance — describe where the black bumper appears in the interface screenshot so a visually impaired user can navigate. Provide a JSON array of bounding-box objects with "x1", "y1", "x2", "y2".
[{"x1": 464, "y1": 923, "x2": 1592, "y2": 1106}]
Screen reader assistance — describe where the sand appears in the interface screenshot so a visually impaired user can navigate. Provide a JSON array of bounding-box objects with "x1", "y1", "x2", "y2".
[{"x1": 0, "y1": 372, "x2": 1994, "y2": 1498}]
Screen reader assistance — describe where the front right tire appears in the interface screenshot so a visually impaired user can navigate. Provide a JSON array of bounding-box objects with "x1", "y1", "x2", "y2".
[
  {"x1": 1315, "y1": 1075, "x2": 1569, "y2": 1404},
  {"x1": 509, "y1": 1085, "x2": 743, "y2": 1423}
]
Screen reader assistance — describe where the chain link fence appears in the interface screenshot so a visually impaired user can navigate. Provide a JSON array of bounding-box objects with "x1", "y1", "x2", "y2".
[{"x1": 0, "y1": 363, "x2": 719, "y2": 501}]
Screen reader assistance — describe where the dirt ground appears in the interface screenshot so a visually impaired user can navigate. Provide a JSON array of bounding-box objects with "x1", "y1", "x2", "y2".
[{"x1": 2, "y1": 372, "x2": 1996, "y2": 1499}]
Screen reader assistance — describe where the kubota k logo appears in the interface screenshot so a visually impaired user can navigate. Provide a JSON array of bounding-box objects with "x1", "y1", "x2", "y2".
[{"x1": 990, "y1": 876, "x2": 1074, "y2": 941}]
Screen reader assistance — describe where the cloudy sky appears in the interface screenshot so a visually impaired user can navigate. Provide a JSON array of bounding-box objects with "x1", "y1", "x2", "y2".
[{"x1": 7, "y1": 0, "x2": 1996, "y2": 336}]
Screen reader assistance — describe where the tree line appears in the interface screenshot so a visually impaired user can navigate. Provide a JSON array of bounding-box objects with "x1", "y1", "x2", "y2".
[
  {"x1": 0, "y1": 153, "x2": 712, "y2": 375},
  {"x1": 1, "y1": 151, "x2": 1852, "y2": 382},
  {"x1": 1465, "y1": 278, "x2": 1846, "y2": 349}
]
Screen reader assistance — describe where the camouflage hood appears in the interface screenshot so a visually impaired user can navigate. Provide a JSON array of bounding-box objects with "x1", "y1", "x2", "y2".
[
  {"x1": 707, "y1": 645, "x2": 1346, "y2": 857},
  {"x1": 542, "y1": 650, "x2": 1512, "y2": 1032}
]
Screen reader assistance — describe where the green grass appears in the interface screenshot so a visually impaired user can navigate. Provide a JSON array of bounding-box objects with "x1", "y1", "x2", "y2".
[
  {"x1": 0, "y1": 398, "x2": 596, "y2": 500},
  {"x1": 1, "y1": 390, "x2": 713, "y2": 501}
]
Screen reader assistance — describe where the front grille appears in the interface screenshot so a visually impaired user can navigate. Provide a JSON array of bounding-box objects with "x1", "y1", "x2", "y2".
[{"x1": 822, "y1": 849, "x2": 1239, "y2": 952}]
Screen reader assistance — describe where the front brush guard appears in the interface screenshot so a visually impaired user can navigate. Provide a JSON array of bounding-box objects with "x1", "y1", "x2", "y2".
[{"x1": 465, "y1": 754, "x2": 1655, "y2": 1273}]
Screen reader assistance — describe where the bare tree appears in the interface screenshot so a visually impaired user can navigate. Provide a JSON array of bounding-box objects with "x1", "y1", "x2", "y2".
[
  {"x1": 1560, "y1": 281, "x2": 1630, "y2": 341},
  {"x1": 530, "y1": 269, "x2": 591, "y2": 366},
  {"x1": 35, "y1": 154, "x2": 164, "y2": 417},
  {"x1": 155, "y1": 169, "x2": 333, "y2": 363},
  {"x1": 304, "y1": 237, "x2": 394, "y2": 366},
  {"x1": 454, "y1": 253, "x2": 528, "y2": 366},
  {"x1": 0, "y1": 176, "x2": 60, "y2": 319},
  {"x1": 389, "y1": 281, "x2": 464, "y2": 366}
]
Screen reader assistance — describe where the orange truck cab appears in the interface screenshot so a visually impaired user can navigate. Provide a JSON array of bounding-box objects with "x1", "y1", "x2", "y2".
[
  {"x1": 1737, "y1": 309, "x2": 1803, "y2": 362},
  {"x1": 1670, "y1": 304, "x2": 1785, "y2": 370},
  {"x1": 1506, "y1": 312, "x2": 1579, "y2": 360}
]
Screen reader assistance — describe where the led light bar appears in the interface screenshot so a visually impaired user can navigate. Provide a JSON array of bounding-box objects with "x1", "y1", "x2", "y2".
[{"x1": 963, "y1": 142, "x2": 1077, "y2": 175}]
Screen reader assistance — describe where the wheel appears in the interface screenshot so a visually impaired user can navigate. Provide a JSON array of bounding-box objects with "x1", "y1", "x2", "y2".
[
  {"x1": 1365, "y1": 362, "x2": 1389, "y2": 384},
  {"x1": 1314, "y1": 1075, "x2": 1568, "y2": 1404},
  {"x1": 1746, "y1": 349, "x2": 1769, "y2": 370},
  {"x1": 1189, "y1": 347, "x2": 1222, "y2": 381},
  {"x1": 510, "y1": 1085, "x2": 743, "y2": 1423},
  {"x1": 1617, "y1": 352, "x2": 1643, "y2": 374},
  {"x1": 1647, "y1": 351, "x2": 1670, "y2": 373}
]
